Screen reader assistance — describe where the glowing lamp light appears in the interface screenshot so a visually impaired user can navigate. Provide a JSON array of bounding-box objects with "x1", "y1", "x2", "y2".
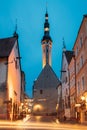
[
  {"x1": 81, "y1": 96, "x2": 85, "y2": 101},
  {"x1": 56, "y1": 103, "x2": 59, "y2": 110},
  {"x1": 33, "y1": 104, "x2": 43, "y2": 112},
  {"x1": 28, "y1": 109, "x2": 31, "y2": 112},
  {"x1": 75, "y1": 103, "x2": 81, "y2": 107},
  {"x1": 21, "y1": 103, "x2": 24, "y2": 106},
  {"x1": 44, "y1": 27, "x2": 49, "y2": 31},
  {"x1": 86, "y1": 97, "x2": 87, "y2": 103}
]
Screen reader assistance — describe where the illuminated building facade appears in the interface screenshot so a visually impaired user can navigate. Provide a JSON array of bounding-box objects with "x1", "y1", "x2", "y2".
[
  {"x1": 0, "y1": 33, "x2": 22, "y2": 120},
  {"x1": 60, "y1": 46, "x2": 74, "y2": 119},
  {"x1": 60, "y1": 15, "x2": 87, "y2": 124},
  {"x1": 73, "y1": 15, "x2": 87, "y2": 123}
]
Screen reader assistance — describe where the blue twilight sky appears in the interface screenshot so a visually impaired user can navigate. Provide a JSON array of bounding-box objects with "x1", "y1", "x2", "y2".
[{"x1": 0, "y1": 0, "x2": 87, "y2": 97}]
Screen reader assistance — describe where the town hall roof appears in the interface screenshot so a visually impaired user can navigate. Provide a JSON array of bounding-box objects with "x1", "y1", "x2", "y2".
[
  {"x1": 0, "y1": 37, "x2": 17, "y2": 58},
  {"x1": 34, "y1": 64, "x2": 61, "y2": 89}
]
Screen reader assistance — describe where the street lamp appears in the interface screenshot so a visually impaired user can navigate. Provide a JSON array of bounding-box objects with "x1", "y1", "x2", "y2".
[
  {"x1": 81, "y1": 96, "x2": 85, "y2": 101},
  {"x1": 81, "y1": 95, "x2": 87, "y2": 110}
]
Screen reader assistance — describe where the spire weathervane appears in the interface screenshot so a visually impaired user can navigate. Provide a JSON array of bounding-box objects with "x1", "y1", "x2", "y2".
[
  {"x1": 46, "y1": 0, "x2": 48, "y2": 13},
  {"x1": 62, "y1": 37, "x2": 66, "y2": 51},
  {"x1": 13, "y1": 19, "x2": 18, "y2": 37},
  {"x1": 15, "y1": 19, "x2": 17, "y2": 33}
]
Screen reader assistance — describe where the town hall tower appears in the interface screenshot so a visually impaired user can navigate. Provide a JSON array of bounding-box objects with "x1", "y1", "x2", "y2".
[
  {"x1": 33, "y1": 10, "x2": 60, "y2": 116},
  {"x1": 41, "y1": 10, "x2": 52, "y2": 68}
]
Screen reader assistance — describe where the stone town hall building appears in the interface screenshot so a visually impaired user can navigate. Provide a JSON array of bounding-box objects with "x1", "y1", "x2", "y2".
[{"x1": 32, "y1": 11, "x2": 60, "y2": 115}]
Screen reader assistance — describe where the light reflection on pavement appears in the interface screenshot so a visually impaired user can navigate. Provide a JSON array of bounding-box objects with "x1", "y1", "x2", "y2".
[{"x1": 0, "y1": 116, "x2": 87, "y2": 130}]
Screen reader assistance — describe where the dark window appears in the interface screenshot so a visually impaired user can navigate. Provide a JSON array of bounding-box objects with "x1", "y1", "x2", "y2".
[
  {"x1": 77, "y1": 62, "x2": 80, "y2": 72},
  {"x1": 76, "y1": 47, "x2": 78, "y2": 56},
  {"x1": 68, "y1": 96, "x2": 70, "y2": 108},
  {"x1": 40, "y1": 89, "x2": 43, "y2": 94},
  {"x1": 66, "y1": 88, "x2": 68, "y2": 95},
  {"x1": 15, "y1": 60, "x2": 17, "y2": 69},
  {"x1": 81, "y1": 55, "x2": 83, "y2": 67},
  {"x1": 80, "y1": 37, "x2": 82, "y2": 48},
  {"x1": 16, "y1": 44, "x2": 17, "y2": 49},
  {"x1": 85, "y1": 111, "x2": 87, "y2": 121},
  {"x1": 77, "y1": 81, "x2": 80, "y2": 94},
  {"x1": 15, "y1": 60, "x2": 19, "y2": 69},
  {"x1": 82, "y1": 77, "x2": 85, "y2": 90},
  {"x1": 65, "y1": 77, "x2": 67, "y2": 83}
]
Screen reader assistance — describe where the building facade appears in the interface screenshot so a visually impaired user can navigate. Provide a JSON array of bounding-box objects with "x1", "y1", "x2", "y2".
[
  {"x1": 60, "y1": 46, "x2": 74, "y2": 119},
  {"x1": 60, "y1": 15, "x2": 87, "y2": 123},
  {"x1": 73, "y1": 15, "x2": 87, "y2": 123},
  {"x1": 0, "y1": 34, "x2": 22, "y2": 120},
  {"x1": 68, "y1": 55, "x2": 76, "y2": 119}
]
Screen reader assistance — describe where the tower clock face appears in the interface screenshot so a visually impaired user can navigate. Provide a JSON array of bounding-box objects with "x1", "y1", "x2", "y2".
[{"x1": 45, "y1": 27, "x2": 49, "y2": 31}]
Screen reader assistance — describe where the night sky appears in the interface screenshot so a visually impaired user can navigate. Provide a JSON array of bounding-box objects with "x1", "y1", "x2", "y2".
[{"x1": 0, "y1": 0, "x2": 87, "y2": 97}]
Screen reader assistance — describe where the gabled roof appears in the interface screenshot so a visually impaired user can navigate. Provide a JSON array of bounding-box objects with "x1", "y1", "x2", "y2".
[
  {"x1": 34, "y1": 64, "x2": 61, "y2": 89},
  {"x1": 0, "y1": 37, "x2": 17, "y2": 58},
  {"x1": 64, "y1": 50, "x2": 74, "y2": 64}
]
